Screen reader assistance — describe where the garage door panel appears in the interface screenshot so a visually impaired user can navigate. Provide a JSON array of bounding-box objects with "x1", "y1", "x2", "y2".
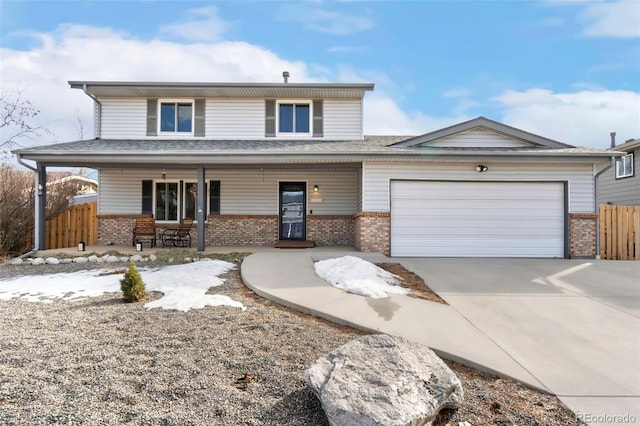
[{"x1": 390, "y1": 181, "x2": 564, "y2": 258}]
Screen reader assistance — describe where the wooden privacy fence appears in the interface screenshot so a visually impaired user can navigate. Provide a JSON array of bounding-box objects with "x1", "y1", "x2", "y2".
[
  {"x1": 599, "y1": 204, "x2": 640, "y2": 260},
  {"x1": 46, "y1": 202, "x2": 98, "y2": 249}
]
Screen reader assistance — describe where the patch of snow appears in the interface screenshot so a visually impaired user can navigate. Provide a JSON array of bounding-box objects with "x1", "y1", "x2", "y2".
[
  {"x1": 0, "y1": 259, "x2": 244, "y2": 311},
  {"x1": 314, "y1": 256, "x2": 409, "y2": 299}
]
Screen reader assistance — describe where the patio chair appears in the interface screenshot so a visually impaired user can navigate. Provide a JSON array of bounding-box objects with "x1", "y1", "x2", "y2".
[
  {"x1": 132, "y1": 217, "x2": 156, "y2": 248},
  {"x1": 161, "y1": 217, "x2": 193, "y2": 248}
]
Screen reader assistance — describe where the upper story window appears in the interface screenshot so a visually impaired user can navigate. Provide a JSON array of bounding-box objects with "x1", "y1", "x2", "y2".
[
  {"x1": 615, "y1": 153, "x2": 634, "y2": 179},
  {"x1": 278, "y1": 102, "x2": 310, "y2": 134},
  {"x1": 160, "y1": 101, "x2": 193, "y2": 133}
]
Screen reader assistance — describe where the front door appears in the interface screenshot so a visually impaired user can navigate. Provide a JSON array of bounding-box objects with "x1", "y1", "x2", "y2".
[{"x1": 279, "y1": 182, "x2": 306, "y2": 240}]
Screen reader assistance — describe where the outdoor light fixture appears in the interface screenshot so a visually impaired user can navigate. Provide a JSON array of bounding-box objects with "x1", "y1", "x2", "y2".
[
  {"x1": 161, "y1": 171, "x2": 167, "y2": 180},
  {"x1": 136, "y1": 242, "x2": 143, "y2": 252},
  {"x1": 313, "y1": 185, "x2": 319, "y2": 192},
  {"x1": 475, "y1": 165, "x2": 488, "y2": 173},
  {"x1": 78, "y1": 241, "x2": 86, "y2": 251}
]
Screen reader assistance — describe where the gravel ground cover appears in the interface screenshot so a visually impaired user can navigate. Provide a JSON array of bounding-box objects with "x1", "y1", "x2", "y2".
[{"x1": 0, "y1": 258, "x2": 582, "y2": 425}]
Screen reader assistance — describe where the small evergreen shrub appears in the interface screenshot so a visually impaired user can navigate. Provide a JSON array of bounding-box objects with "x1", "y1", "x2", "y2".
[{"x1": 120, "y1": 261, "x2": 146, "y2": 302}]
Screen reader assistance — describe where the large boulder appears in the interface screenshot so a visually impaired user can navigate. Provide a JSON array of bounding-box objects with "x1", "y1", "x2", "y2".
[{"x1": 305, "y1": 334, "x2": 463, "y2": 426}]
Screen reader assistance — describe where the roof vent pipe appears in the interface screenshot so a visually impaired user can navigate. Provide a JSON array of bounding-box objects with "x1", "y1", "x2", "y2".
[
  {"x1": 283, "y1": 71, "x2": 290, "y2": 83},
  {"x1": 610, "y1": 132, "x2": 616, "y2": 148}
]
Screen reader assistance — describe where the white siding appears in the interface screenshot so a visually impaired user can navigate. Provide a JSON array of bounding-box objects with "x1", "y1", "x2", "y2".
[
  {"x1": 427, "y1": 128, "x2": 535, "y2": 148},
  {"x1": 362, "y1": 161, "x2": 595, "y2": 213},
  {"x1": 206, "y1": 99, "x2": 264, "y2": 139},
  {"x1": 98, "y1": 168, "x2": 357, "y2": 215},
  {"x1": 98, "y1": 97, "x2": 363, "y2": 140},
  {"x1": 100, "y1": 98, "x2": 147, "y2": 139},
  {"x1": 597, "y1": 149, "x2": 640, "y2": 206},
  {"x1": 323, "y1": 100, "x2": 363, "y2": 139}
]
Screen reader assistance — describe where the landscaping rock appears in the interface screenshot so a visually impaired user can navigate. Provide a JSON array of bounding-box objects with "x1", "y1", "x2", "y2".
[
  {"x1": 305, "y1": 334, "x2": 463, "y2": 426},
  {"x1": 105, "y1": 256, "x2": 119, "y2": 263},
  {"x1": 130, "y1": 255, "x2": 143, "y2": 262},
  {"x1": 74, "y1": 257, "x2": 88, "y2": 264},
  {"x1": 45, "y1": 257, "x2": 60, "y2": 265},
  {"x1": 149, "y1": 254, "x2": 157, "y2": 262},
  {"x1": 31, "y1": 258, "x2": 45, "y2": 266},
  {"x1": 9, "y1": 258, "x2": 23, "y2": 265},
  {"x1": 87, "y1": 255, "x2": 100, "y2": 263},
  {"x1": 118, "y1": 256, "x2": 129, "y2": 263},
  {"x1": 60, "y1": 258, "x2": 73, "y2": 264}
]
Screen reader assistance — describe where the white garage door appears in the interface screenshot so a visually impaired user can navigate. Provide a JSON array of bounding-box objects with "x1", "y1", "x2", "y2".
[{"x1": 390, "y1": 181, "x2": 564, "y2": 258}]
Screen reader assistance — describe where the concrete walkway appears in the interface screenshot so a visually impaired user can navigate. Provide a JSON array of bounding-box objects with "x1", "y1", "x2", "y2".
[{"x1": 241, "y1": 251, "x2": 640, "y2": 426}]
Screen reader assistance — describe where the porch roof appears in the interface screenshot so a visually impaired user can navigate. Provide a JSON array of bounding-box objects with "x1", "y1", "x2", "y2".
[{"x1": 14, "y1": 136, "x2": 619, "y2": 168}]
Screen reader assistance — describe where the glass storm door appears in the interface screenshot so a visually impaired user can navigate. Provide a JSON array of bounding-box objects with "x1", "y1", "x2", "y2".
[{"x1": 279, "y1": 182, "x2": 306, "y2": 240}]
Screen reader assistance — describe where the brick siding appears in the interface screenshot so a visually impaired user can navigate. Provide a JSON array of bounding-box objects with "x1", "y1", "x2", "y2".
[
  {"x1": 206, "y1": 215, "x2": 278, "y2": 246},
  {"x1": 307, "y1": 215, "x2": 354, "y2": 246},
  {"x1": 569, "y1": 213, "x2": 597, "y2": 258},
  {"x1": 353, "y1": 211, "x2": 390, "y2": 255}
]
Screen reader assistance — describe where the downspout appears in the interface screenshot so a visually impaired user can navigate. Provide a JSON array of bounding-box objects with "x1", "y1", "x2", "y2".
[
  {"x1": 592, "y1": 132, "x2": 617, "y2": 258},
  {"x1": 82, "y1": 84, "x2": 102, "y2": 138},
  {"x1": 15, "y1": 154, "x2": 42, "y2": 254}
]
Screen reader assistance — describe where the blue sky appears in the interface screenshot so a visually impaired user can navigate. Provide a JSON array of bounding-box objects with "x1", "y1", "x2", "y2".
[{"x1": 1, "y1": 0, "x2": 639, "y2": 151}]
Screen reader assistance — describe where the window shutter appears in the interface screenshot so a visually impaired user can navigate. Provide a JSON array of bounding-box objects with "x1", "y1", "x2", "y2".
[
  {"x1": 142, "y1": 180, "x2": 153, "y2": 215},
  {"x1": 312, "y1": 100, "x2": 323, "y2": 137},
  {"x1": 209, "y1": 180, "x2": 220, "y2": 215},
  {"x1": 146, "y1": 99, "x2": 158, "y2": 136},
  {"x1": 265, "y1": 100, "x2": 276, "y2": 137},
  {"x1": 194, "y1": 99, "x2": 205, "y2": 137}
]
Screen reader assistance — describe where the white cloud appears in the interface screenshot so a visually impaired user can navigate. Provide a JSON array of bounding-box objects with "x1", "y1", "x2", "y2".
[
  {"x1": 277, "y1": 4, "x2": 374, "y2": 35},
  {"x1": 363, "y1": 94, "x2": 469, "y2": 135},
  {"x1": 493, "y1": 88, "x2": 640, "y2": 147},
  {"x1": 580, "y1": 1, "x2": 640, "y2": 38},
  {"x1": 158, "y1": 6, "x2": 232, "y2": 42},
  {"x1": 442, "y1": 88, "x2": 471, "y2": 98}
]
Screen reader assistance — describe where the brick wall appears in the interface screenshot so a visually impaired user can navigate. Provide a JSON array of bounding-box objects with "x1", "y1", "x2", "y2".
[
  {"x1": 353, "y1": 211, "x2": 390, "y2": 255},
  {"x1": 100, "y1": 214, "x2": 357, "y2": 248},
  {"x1": 569, "y1": 213, "x2": 597, "y2": 258},
  {"x1": 307, "y1": 215, "x2": 354, "y2": 246},
  {"x1": 97, "y1": 215, "x2": 140, "y2": 246},
  {"x1": 206, "y1": 215, "x2": 278, "y2": 246}
]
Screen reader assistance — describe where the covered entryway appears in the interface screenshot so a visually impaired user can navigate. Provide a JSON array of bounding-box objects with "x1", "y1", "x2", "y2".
[{"x1": 390, "y1": 180, "x2": 566, "y2": 257}]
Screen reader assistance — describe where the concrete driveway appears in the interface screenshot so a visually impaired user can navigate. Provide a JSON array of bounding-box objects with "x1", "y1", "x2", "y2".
[{"x1": 396, "y1": 258, "x2": 640, "y2": 426}]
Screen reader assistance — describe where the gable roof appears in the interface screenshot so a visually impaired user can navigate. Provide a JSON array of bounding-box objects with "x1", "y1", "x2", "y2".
[
  {"x1": 610, "y1": 138, "x2": 640, "y2": 153},
  {"x1": 69, "y1": 81, "x2": 375, "y2": 99},
  {"x1": 391, "y1": 116, "x2": 572, "y2": 149}
]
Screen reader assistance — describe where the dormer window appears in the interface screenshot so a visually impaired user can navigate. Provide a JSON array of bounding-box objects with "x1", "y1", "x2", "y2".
[
  {"x1": 160, "y1": 100, "x2": 193, "y2": 133},
  {"x1": 278, "y1": 102, "x2": 310, "y2": 134},
  {"x1": 615, "y1": 153, "x2": 634, "y2": 179}
]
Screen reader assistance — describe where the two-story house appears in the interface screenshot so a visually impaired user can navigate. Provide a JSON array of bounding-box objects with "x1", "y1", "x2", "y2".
[
  {"x1": 14, "y1": 75, "x2": 618, "y2": 258},
  {"x1": 597, "y1": 136, "x2": 640, "y2": 206}
]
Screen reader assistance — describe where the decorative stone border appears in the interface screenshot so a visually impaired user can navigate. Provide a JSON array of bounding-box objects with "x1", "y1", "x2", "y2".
[{"x1": 8, "y1": 253, "x2": 159, "y2": 266}]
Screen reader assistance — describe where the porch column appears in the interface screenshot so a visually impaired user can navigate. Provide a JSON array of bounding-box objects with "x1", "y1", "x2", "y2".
[
  {"x1": 35, "y1": 164, "x2": 47, "y2": 250},
  {"x1": 197, "y1": 166, "x2": 205, "y2": 252}
]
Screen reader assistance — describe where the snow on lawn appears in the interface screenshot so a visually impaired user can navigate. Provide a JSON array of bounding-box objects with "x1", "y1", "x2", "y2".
[
  {"x1": 314, "y1": 256, "x2": 410, "y2": 299},
  {"x1": 0, "y1": 259, "x2": 245, "y2": 311}
]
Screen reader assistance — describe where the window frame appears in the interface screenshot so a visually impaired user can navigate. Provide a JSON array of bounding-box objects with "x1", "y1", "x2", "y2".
[
  {"x1": 276, "y1": 100, "x2": 312, "y2": 137},
  {"x1": 153, "y1": 180, "x2": 180, "y2": 223},
  {"x1": 615, "y1": 153, "x2": 634, "y2": 179},
  {"x1": 182, "y1": 181, "x2": 211, "y2": 222},
  {"x1": 158, "y1": 99, "x2": 194, "y2": 136}
]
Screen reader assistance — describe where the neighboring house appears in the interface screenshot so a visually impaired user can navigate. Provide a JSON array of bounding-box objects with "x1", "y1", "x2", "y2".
[
  {"x1": 597, "y1": 138, "x2": 640, "y2": 206},
  {"x1": 14, "y1": 77, "x2": 618, "y2": 258}
]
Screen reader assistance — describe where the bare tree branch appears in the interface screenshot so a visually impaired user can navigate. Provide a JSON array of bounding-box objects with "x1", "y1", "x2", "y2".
[{"x1": 1, "y1": 85, "x2": 52, "y2": 149}]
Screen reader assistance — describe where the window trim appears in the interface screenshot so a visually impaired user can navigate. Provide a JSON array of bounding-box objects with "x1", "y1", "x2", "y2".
[
  {"x1": 158, "y1": 99, "x2": 195, "y2": 136},
  {"x1": 153, "y1": 180, "x2": 180, "y2": 223},
  {"x1": 615, "y1": 153, "x2": 634, "y2": 179},
  {"x1": 276, "y1": 100, "x2": 312, "y2": 137}
]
